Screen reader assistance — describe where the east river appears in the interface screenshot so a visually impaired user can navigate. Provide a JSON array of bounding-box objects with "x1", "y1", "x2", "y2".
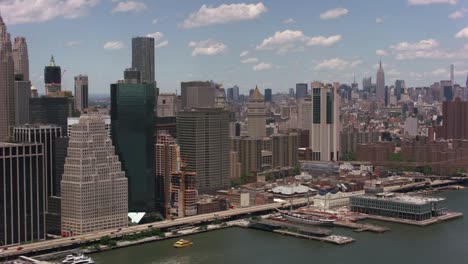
[{"x1": 92, "y1": 189, "x2": 468, "y2": 264}]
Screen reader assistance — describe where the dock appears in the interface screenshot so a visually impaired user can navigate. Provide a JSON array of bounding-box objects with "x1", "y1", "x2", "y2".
[
  {"x1": 360, "y1": 211, "x2": 463, "y2": 226},
  {"x1": 248, "y1": 219, "x2": 355, "y2": 245},
  {"x1": 273, "y1": 230, "x2": 355, "y2": 245},
  {"x1": 334, "y1": 221, "x2": 389, "y2": 233}
]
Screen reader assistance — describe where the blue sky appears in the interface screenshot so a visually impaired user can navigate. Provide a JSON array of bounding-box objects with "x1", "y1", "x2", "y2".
[{"x1": 2, "y1": 0, "x2": 467, "y2": 95}]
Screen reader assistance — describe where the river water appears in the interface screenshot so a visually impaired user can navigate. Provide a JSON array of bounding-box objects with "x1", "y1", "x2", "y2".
[{"x1": 92, "y1": 189, "x2": 468, "y2": 264}]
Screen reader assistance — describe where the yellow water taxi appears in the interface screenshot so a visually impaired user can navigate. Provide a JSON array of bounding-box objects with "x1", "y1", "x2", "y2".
[{"x1": 173, "y1": 239, "x2": 193, "y2": 248}]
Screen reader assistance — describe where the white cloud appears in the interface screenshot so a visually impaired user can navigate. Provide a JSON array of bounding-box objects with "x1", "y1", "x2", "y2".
[
  {"x1": 408, "y1": 0, "x2": 457, "y2": 5},
  {"x1": 431, "y1": 68, "x2": 448, "y2": 76},
  {"x1": 390, "y1": 39, "x2": 439, "y2": 51},
  {"x1": 387, "y1": 69, "x2": 401, "y2": 76},
  {"x1": 188, "y1": 40, "x2": 227, "y2": 56},
  {"x1": 455, "y1": 27, "x2": 468, "y2": 38},
  {"x1": 146, "y1": 32, "x2": 164, "y2": 41},
  {"x1": 376, "y1": 17, "x2": 384, "y2": 23},
  {"x1": 449, "y1": 8, "x2": 468, "y2": 19},
  {"x1": 240, "y1": 51, "x2": 249, "y2": 57},
  {"x1": 65, "y1": 40, "x2": 82, "y2": 47},
  {"x1": 283, "y1": 18, "x2": 296, "y2": 24},
  {"x1": 112, "y1": 1, "x2": 146, "y2": 13},
  {"x1": 256, "y1": 30, "x2": 342, "y2": 54},
  {"x1": 0, "y1": 0, "x2": 98, "y2": 25},
  {"x1": 464, "y1": 44, "x2": 468, "y2": 50},
  {"x1": 320, "y1": 8, "x2": 349, "y2": 20},
  {"x1": 103, "y1": 41, "x2": 125, "y2": 50},
  {"x1": 314, "y1": 58, "x2": 362, "y2": 70},
  {"x1": 152, "y1": 18, "x2": 159, "y2": 24},
  {"x1": 307, "y1": 35, "x2": 342, "y2": 46},
  {"x1": 253, "y1": 62, "x2": 273, "y2": 71},
  {"x1": 181, "y1": 3, "x2": 267, "y2": 29},
  {"x1": 155, "y1": 41, "x2": 169, "y2": 49},
  {"x1": 241, "y1": 57, "x2": 258, "y2": 64},
  {"x1": 376, "y1": 49, "x2": 387, "y2": 56}
]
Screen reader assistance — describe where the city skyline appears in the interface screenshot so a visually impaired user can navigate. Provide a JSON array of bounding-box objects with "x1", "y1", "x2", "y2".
[{"x1": 0, "y1": 0, "x2": 466, "y2": 95}]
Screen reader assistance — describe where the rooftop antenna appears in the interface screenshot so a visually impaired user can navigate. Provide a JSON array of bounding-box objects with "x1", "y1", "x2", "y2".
[{"x1": 50, "y1": 55, "x2": 56, "y2": 66}]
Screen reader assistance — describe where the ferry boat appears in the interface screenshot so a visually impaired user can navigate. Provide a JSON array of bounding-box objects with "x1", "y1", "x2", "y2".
[
  {"x1": 62, "y1": 254, "x2": 95, "y2": 264},
  {"x1": 173, "y1": 239, "x2": 193, "y2": 248},
  {"x1": 279, "y1": 211, "x2": 335, "y2": 227}
]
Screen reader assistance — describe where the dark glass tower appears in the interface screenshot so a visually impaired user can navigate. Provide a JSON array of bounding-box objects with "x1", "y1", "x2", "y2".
[
  {"x1": 111, "y1": 69, "x2": 156, "y2": 213},
  {"x1": 132, "y1": 37, "x2": 155, "y2": 84},
  {"x1": 0, "y1": 142, "x2": 45, "y2": 245},
  {"x1": 44, "y1": 55, "x2": 61, "y2": 96},
  {"x1": 29, "y1": 96, "x2": 73, "y2": 134}
]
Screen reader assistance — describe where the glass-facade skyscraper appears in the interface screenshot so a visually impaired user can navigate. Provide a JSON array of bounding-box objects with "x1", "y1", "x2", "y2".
[
  {"x1": 132, "y1": 37, "x2": 155, "y2": 84},
  {"x1": 111, "y1": 69, "x2": 157, "y2": 213}
]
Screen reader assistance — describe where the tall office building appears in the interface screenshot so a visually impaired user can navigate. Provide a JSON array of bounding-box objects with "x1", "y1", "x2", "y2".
[
  {"x1": 247, "y1": 86, "x2": 266, "y2": 138},
  {"x1": 132, "y1": 37, "x2": 155, "y2": 84},
  {"x1": 441, "y1": 80, "x2": 453, "y2": 101},
  {"x1": 0, "y1": 142, "x2": 45, "y2": 245},
  {"x1": 0, "y1": 15, "x2": 15, "y2": 142},
  {"x1": 310, "y1": 82, "x2": 341, "y2": 161},
  {"x1": 362, "y1": 77, "x2": 372, "y2": 93},
  {"x1": 395, "y1": 80, "x2": 405, "y2": 102},
  {"x1": 13, "y1": 125, "x2": 63, "y2": 198},
  {"x1": 44, "y1": 56, "x2": 61, "y2": 96},
  {"x1": 181, "y1": 81, "x2": 215, "y2": 109},
  {"x1": 264, "y1": 88, "x2": 272, "y2": 102},
  {"x1": 271, "y1": 133, "x2": 299, "y2": 168},
  {"x1": 12, "y1": 36, "x2": 29, "y2": 81},
  {"x1": 14, "y1": 74, "x2": 31, "y2": 125},
  {"x1": 450, "y1": 64, "x2": 454, "y2": 87},
  {"x1": 155, "y1": 133, "x2": 177, "y2": 218},
  {"x1": 227, "y1": 85, "x2": 240, "y2": 102},
  {"x1": 61, "y1": 115, "x2": 128, "y2": 236},
  {"x1": 30, "y1": 97, "x2": 72, "y2": 134},
  {"x1": 111, "y1": 69, "x2": 156, "y2": 213},
  {"x1": 298, "y1": 96, "x2": 312, "y2": 130},
  {"x1": 74, "y1": 75, "x2": 88, "y2": 113},
  {"x1": 376, "y1": 59, "x2": 385, "y2": 101},
  {"x1": 230, "y1": 137, "x2": 265, "y2": 175},
  {"x1": 296, "y1": 83, "x2": 308, "y2": 99},
  {"x1": 289, "y1": 88, "x2": 295, "y2": 98},
  {"x1": 177, "y1": 108, "x2": 230, "y2": 193}
]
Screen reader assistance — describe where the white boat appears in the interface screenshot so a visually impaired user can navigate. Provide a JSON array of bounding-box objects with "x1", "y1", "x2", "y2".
[
  {"x1": 61, "y1": 254, "x2": 94, "y2": 264},
  {"x1": 279, "y1": 210, "x2": 335, "y2": 226}
]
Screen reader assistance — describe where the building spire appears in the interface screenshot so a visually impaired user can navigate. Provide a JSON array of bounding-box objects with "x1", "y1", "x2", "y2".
[
  {"x1": 50, "y1": 55, "x2": 55, "y2": 66},
  {"x1": 379, "y1": 57, "x2": 382, "y2": 69}
]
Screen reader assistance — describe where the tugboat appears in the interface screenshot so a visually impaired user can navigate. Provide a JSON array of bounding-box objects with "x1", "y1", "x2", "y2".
[{"x1": 173, "y1": 239, "x2": 193, "y2": 248}]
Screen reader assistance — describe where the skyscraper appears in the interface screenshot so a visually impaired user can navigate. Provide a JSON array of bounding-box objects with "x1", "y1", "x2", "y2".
[
  {"x1": 264, "y1": 88, "x2": 272, "y2": 102},
  {"x1": 177, "y1": 108, "x2": 230, "y2": 193},
  {"x1": 362, "y1": 77, "x2": 372, "y2": 93},
  {"x1": 132, "y1": 37, "x2": 155, "y2": 84},
  {"x1": 12, "y1": 36, "x2": 29, "y2": 81},
  {"x1": 0, "y1": 15, "x2": 15, "y2": 142},
  {"x1": 44, "y1": 56, "x2": 61, "y2": 96},
  {"x1": 14, "y1": 74, "x2": 30, "y2": 125},
  {"x1": 74, "y1": 75, "x2": 88, "y2": 113},
  {"x1": 29, "y1": 96, "x2": 72, "y2": 134},
  {"x1": 111, "y1": 69, "x2": 156, "y2": 213},
  {"x1": 296, "y1": 83, "x2": 308, "y2": 99},
  {"x1": 298, "y1": 96, "x2": 312, "y2": 130},
  {"x1": 450, "y1": 64, "x2": 454, "y2": 87},
  {"x1": 247, "y1": 86, "x2": 266, "y2": 138},
  {"x1": 441, "y1": 80, "x2": 453, "y2": 102},
  {"x1": 61, "y1": 115, "x2": 128, "y2": 236},
  {"x1": 155, "y1": 133, "x2": 177, "y2": 218},
  {"x1": 376, "y1": 59, "x2": 385, "y2": 101},
  {"x1": 395, "y1": 80, "x2": 405, "y2": 102},
  {"x1": 181, "y1": 81, "x2": 215, "y2": 109},
  {"x1": 0, "y1": 142, "x2": 45, "y2": 245},
  {"x1": 310, "y1": 82, "x2": 341, "y2": 161},
  {"x1": 13, "y1": 125, "x2": 63, "y2": 199}
]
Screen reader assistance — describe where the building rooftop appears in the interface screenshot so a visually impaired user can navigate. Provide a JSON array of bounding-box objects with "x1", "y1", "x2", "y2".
[
  {"x1": 271, "y1": 184, "x2": 315, "y2": 195},
  {"x1": 359, "y1": 193, "x2": 445, "y2": 205}
]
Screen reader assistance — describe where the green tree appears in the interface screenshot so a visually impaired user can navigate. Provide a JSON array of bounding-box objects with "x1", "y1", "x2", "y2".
[
  {"x1": 240, "y1": 173, "x2": 248, "y2": 184},
  {"x1": 389, "y1": 153, "x2": 403, "y2": 162},
  {"x1": 108, "y1": 240, "x2": 117, "y2": 247},
  {"x1": 99, "y1": 235, "x2": 111, "y2": 245},
  {"x1": 293, "y1": 165, "x2": 301, "y2": 176}
]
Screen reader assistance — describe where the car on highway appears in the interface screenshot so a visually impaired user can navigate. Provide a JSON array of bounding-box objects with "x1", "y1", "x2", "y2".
[
  {"x1": 70, "y1": 238, "x2": 76, "y2": 240},
  {"x1": 117, "y1": 228, "x2": 122, "y2": 232},
  {"x1": 16, "y1": 247, "x2": 23, "y2": 251},
  {"x1": 2, "y1": 247, "x2": 8, "y2": 250},
  {"x1": 147, "y1": 225, "x2": 153, "y2": 228}
]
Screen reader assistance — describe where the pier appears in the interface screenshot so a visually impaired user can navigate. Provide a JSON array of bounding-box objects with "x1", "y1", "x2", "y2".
[
  {"x1": 334, "y1": 221, "x2": 389, "y2": 233},
  {"x1": 248, "y1": 219, "x2": 355, "y2": 245},
  {"x1": 360, "y1": 211, "x2": 463, "y2": 226}
]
